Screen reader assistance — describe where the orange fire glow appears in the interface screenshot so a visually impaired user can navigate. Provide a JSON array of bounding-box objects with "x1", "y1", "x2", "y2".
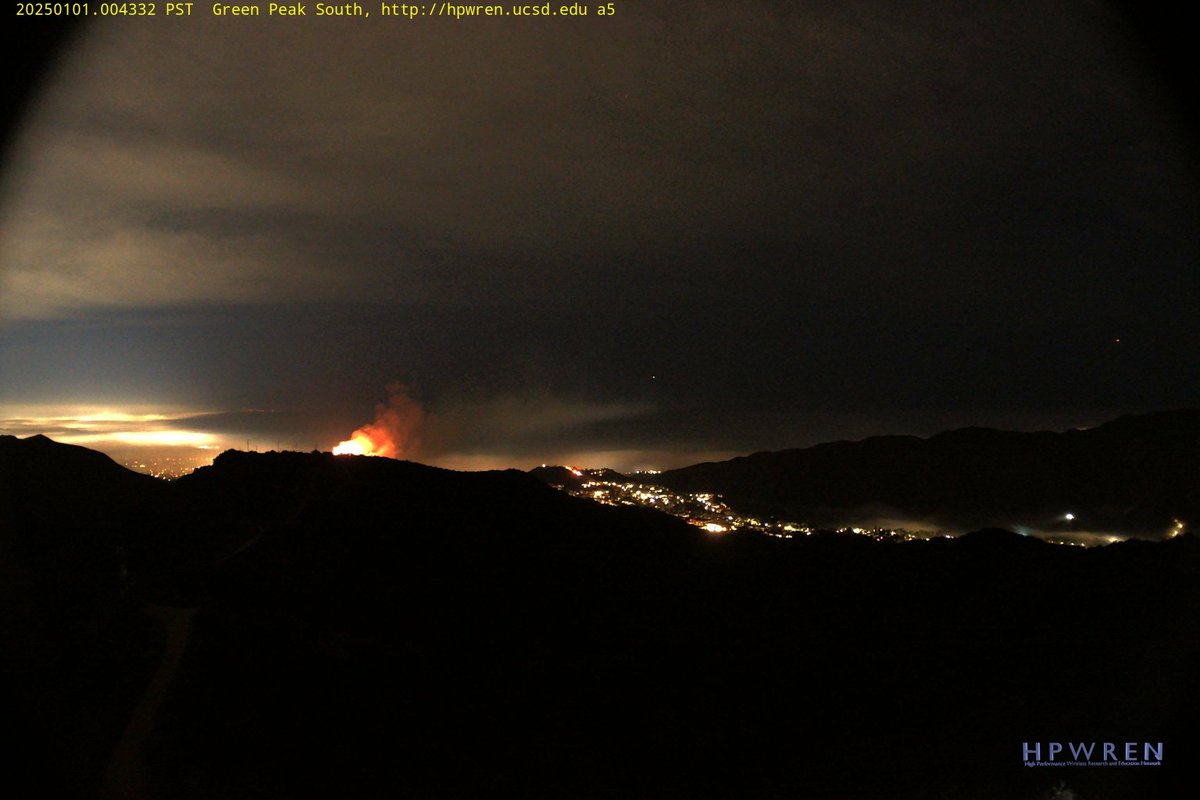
[
  {"x1": 333, "y1": 427, "x2": 400, "y2": 458},
  {"x1": 332, "y1": 433, "x2": 376, "y2": 456},
  {"x1": 332, "y1": 384, "x2": 424, "y2": 459}
]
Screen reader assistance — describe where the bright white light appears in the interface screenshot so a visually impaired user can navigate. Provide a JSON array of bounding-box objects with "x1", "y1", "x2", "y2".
[
  {"x1": 332, "y1": 439, "x2": 368, "y2": 456},
  {"x1": 1064, "y1": 513, "x2": 1075, "y2": 521}
]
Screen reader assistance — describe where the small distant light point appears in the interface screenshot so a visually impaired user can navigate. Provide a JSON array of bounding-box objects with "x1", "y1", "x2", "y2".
[{"x1": 1064, "y1": 513, "x2": 1075, "y2": 521}]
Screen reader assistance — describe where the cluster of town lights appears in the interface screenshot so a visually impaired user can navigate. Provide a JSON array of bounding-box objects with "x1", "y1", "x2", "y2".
[{"x1": 547, "y1": 470, "x2": 1188, "y2": 546}]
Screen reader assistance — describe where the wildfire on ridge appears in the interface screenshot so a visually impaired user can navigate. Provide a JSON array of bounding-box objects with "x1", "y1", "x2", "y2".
[
  {"x1": 332, "y1": 430, "x2": 391, "y2": 457},
  {"x1": 332, "y1": 384, "x2": 424, "y2": 459}
]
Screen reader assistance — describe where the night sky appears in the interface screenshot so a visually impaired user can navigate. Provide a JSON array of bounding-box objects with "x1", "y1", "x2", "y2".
[{"x1": 2, "y1": 2, "x2": 1197, "y2": 472}]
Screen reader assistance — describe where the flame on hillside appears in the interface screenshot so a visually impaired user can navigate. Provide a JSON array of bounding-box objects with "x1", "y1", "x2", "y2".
[{"x1": 333, "y1": 384, "x2": 424, "y2": 459}]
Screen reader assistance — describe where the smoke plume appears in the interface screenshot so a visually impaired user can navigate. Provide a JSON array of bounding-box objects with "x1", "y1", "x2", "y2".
[{"x1": 334, "y1": 383, "x2": 425, "y2": 459}]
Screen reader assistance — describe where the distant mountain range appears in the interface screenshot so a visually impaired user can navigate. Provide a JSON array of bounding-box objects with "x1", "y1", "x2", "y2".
[
  {"x1": 544, "y1": 410, "x2": 1199, "y2": 536},
  {"x1": 2, "y1": 427, "x2": 1198, "y2": 799}
]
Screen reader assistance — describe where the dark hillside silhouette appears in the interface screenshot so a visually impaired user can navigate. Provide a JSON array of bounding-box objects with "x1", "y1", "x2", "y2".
[
  {"x1": 0, "y1": 435, "x2": 164, "y2": 796},
  {"x1": 1, "y1": 433, "x2": 1197, "y2": 798},
  {"x1": 655, "y1": 409, "x2": 1199, "y2": 534}
]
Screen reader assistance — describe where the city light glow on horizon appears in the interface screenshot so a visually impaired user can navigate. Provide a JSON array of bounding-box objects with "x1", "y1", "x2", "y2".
[
  {"x1": 0, "y1": 404, "x2": 233, "y2": 477},
  {"x1": 0, "y1": 404, "x2": 224, "y2": 445}
]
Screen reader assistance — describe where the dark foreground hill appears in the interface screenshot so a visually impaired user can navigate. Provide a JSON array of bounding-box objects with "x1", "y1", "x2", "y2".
[
  {"x1": 655, "y1": 409, "x2": 1200, "y2": 535},
  {"x1": 2, "y1": 435, "x2": 1198, "y2": 799}
]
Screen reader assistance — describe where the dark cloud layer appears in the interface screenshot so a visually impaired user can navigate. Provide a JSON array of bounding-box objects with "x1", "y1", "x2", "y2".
[{"x1": 2, "y1": 3, "x2": 1197, "y2": 468}]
